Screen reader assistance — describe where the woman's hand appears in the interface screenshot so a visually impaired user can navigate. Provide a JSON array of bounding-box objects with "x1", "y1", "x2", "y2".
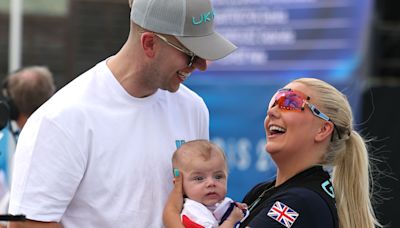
[{"x1": 163, "y1": 169, "x2": 185, "y2": 228}]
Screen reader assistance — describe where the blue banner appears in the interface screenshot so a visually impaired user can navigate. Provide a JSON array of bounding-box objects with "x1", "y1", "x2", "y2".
[{"x1": 186, "y1": 0, "x2": 372, "y2": 200}]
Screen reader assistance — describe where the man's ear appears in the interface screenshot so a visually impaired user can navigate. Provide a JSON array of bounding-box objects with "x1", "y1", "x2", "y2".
[
  {"x1": 141, "y1": 32, "x2": 156, "y2": 58},
  {"x1": 315, "y1": 121, "x2": 334, "y2": 142}
]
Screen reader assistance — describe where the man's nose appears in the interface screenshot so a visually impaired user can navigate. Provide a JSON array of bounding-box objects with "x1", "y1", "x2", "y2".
[{"x1": 192, "y1": 58, "x2": 208, "y2": 71}]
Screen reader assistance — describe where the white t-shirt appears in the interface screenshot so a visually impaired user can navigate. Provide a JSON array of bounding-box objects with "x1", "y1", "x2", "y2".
[{"x1": 8, "y1": 60, "x2": 209, "y2": 227}]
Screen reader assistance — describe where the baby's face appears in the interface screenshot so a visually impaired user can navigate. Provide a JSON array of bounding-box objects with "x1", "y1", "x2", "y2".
[{"x1": 182, "y1": 153, "x2": 228, "y2": 206}]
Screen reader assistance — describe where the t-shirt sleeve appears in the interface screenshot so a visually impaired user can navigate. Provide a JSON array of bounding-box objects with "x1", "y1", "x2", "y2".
[
  {"x1": 247, "y1": 187, "x2": 335, "y2": 228},
  {"x1": 9, "y1": 116, "x2": 86, "y2": 222}
]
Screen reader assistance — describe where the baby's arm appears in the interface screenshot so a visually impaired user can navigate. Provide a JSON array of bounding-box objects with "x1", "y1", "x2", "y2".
[{"x1": 219, "y1": 203, "x2": 247, "y2": 228}]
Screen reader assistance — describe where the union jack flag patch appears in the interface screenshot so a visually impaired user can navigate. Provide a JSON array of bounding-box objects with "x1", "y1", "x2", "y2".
[{"x1": 267, "y1": 201, "x2": 299, "y2": 228}]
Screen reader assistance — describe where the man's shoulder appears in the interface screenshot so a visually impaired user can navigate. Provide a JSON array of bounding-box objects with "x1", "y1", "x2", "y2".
[
  {"x1": 177, "y1": 84, "x2": 202, "y2": 99},
  {"x1": 168, "y1": 84, "x2": 207, "y2": 108}
]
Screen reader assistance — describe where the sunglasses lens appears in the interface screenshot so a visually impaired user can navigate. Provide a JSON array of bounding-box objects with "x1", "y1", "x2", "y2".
[{"x1": 275, "y1": 91, "x2": 304, "y2": 111}]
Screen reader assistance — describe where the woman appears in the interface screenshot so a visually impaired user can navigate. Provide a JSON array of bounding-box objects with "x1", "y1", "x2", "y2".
[{"x1": 164, "y1": 78, "x2": 381, "y2": 228}]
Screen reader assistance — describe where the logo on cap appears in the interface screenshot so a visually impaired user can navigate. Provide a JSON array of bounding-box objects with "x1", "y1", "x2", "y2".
[{"x1": 192, "y1": 10, "x2": 214, "y2": 25}]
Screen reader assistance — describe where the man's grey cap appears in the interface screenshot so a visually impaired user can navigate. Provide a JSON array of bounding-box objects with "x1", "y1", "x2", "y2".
[{"x1": 131, "y1": 0, "x2": 237, "y2": 61}]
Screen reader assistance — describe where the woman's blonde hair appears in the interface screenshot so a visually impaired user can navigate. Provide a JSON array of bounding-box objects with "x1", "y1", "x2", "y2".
[{"x1": 293, "y1": 78, "x2": 381, "y2": 228}]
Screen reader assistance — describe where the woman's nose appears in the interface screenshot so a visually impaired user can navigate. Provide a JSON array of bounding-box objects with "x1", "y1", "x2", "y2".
[
  {"x1": 265, "y1": 105, "x2": 280, "y2": 128},
  {"x1": 266, "y1": 102, "x2": 281, "y2": 118}
]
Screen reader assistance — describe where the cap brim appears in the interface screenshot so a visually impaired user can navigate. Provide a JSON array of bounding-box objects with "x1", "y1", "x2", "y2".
[{"x1": 175, "y1": 32, "x2": 237, "y2": 61}]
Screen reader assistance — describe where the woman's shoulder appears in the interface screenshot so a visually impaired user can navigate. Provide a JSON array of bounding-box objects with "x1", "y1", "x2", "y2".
[{"x1": 275, "y1": 187, "x2": 331, "y2": 208}]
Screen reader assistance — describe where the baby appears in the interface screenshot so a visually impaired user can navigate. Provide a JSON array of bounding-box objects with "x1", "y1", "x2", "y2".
[{"x1": 172, "y1": 139, "x2": 247, "y2": 228}]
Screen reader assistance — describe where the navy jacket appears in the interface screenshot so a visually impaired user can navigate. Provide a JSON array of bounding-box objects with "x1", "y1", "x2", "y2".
[{"x1": 240, "y1": 166, "x2": 338, "y2": 228}]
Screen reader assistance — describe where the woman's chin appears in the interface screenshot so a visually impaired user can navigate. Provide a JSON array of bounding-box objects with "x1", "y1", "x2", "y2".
[{"x1": 265, "y1": 143, "x2": 280, "y2": 155}]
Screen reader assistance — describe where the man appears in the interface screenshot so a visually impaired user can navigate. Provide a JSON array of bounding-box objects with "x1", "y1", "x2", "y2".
[
  {"x1": 0, "y1": 66, "x2": 55, "y2": 227},
  {"x1": 8, "y1": 0, "x2": 236, "y2": 227},
  {"x1": 2, "y1": 66, "x2": 56, "y2": 130}
]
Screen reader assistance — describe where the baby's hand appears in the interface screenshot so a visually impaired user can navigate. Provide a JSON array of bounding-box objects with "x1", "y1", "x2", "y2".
[
  {"x1": 227, "y1": 206, "x2": 245, "y2": 222},
  {"x1": 223, "y1": 203, "x2": 248, "y2": 225},
  {"x1": 235, "y1": 202, "x2": 248, "y2": 211}
]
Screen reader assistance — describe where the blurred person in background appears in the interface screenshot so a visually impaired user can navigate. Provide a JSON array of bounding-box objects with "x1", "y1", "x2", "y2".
[
  {"x1": 164, "y1": 78, "x2": 381, "y2": 228},
  {"x1": 8, "y1": 0, "x2": 236, "y2": 227},
  {"x1": 0, "y1": 66, "x2": 56, "y2": 228},
  {"x1": 2, "y1": 66, "x2": 56, "y2": 131}
]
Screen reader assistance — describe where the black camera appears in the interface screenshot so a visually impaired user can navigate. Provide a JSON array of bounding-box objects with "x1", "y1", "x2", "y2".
[{"x1": 0, "y1": 75, "x2": 21, "y2": 131}]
